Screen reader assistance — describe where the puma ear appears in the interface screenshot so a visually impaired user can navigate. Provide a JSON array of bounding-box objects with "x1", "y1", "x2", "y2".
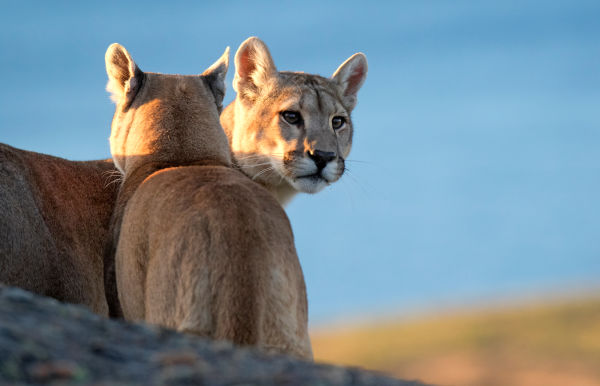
[
  {"x1": 105, "y1": 43, "x2": 143, "y2": 105},
  {"x1": 331, "y1": 52, "x2": 368, "y2": 110},
  {"x1": 233, "y1": 36, "x2": 277, "y2": 101},
  {"x1": 202, "y1": 46, "x2": 230, "y2": 110}
]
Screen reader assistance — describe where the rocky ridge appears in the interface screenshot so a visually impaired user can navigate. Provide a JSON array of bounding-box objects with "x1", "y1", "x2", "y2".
[{"x1": 0, "y1": 285, "x2": 428, "y2": 385}]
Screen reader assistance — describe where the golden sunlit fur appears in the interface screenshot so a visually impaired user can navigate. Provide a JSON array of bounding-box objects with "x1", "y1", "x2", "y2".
[
  {"x1": 0, "y1": 143, "x2": 117, "y2": 314},
  {"x1": 104, "y1": 43, "x2": 312, "y2": 359},
  {"x1": 221, "y1": 37, "x2": 368, "y2": 205},
  {"x1": 0, "y1": 36, "x2": 361, "y2": 320}
]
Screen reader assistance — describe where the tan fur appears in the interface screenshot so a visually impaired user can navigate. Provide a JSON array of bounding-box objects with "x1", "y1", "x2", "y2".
[
  {"x1": 0, "y1": 36, "x2": 357, "y2": 319},
  {"x1": 221, "y1": 37, "x2": 368, "y2": 205},
  {"x1": 104, "y1": 43, "x2": 312, "y2": 359},
  {"x1": 0, "y1": 143, "x2": 118, "y2": 314}
]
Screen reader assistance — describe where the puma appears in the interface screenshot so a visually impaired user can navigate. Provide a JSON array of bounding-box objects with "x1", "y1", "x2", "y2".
[
  {"x1": 0, "y1": 144, "x2": 116, "y2": 314},
  {"x1": 221, "y1": 37, "x2": 368, "y2": 205},
  {"x1": 0, "y1": 37, "x2": 365, "y2": 321},
  {"x1": 104, "y1": 43, "x2": 312, "y2": 359}
]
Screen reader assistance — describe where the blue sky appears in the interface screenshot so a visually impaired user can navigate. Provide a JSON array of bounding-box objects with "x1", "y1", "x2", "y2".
[{"x1": 1, "y1": 1, "x2": 599, "y2": 324}]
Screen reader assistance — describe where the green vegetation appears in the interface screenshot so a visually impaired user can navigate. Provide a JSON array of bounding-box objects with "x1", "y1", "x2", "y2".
[{"x1": 311, "y1": 297, "x2": 600, "y2": 386}]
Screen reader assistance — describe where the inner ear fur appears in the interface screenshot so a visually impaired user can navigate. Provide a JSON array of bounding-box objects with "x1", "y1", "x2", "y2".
[
  {"x1": 331, "y1": 52, "x2": 368, "y2": 110},
  {"x1": 233, "y1": 36, "x2": 277, "y2": 101},
  {"x1": 105, "y1": 43, "x2": 143, "y2": 105}
]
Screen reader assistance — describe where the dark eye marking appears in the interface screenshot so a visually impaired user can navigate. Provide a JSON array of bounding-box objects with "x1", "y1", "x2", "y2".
[
  {"x1": 281, "y1": 111, "x2": 302, "y2": 125},
  {"x1": 332, "y1": 116, "x2": 346, "y2": 130}
]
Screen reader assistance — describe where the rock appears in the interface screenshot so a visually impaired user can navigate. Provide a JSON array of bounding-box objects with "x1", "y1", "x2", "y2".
[{"x1": 0, "y1": 285, "x2": 429, "y2": 385}]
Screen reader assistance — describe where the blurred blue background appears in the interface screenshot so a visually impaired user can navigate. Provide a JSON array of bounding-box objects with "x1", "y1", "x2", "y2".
[{"x1": 1, "y1": 1, "x2": 599, "y2": 324}]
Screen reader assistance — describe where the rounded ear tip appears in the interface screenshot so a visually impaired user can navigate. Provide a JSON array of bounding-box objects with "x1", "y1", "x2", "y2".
[
  {"x1": 239, "y1": 36, "x2": 267, "y2": 51},
  {"x1": 244, "y1": 36, "x2": 261, "y2": 44},
  {"x1": 235, "y1": 38, "x2": 254, "y2": 65},
  {"x1": 350, "y1": 53, "x2": 368, "y2": 77},
  {"x1": 354, "y1": 52, "x2": 368, "y2": 66},
  {"x1": 106, "y1": 43, "x2": 123, "y2": 54},
  {"x1": 105, "y1": 43, "x2": 128, "y2": 63}
]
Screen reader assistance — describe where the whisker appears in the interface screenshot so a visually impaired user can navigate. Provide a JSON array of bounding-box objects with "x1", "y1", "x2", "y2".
[
  {"x1": 234, "y1": 155, "x2": 268, "y2": 161},
  {"x1": 252, "y1": 167, "x2": 275, "y2": 181},
  {"x1": 102, "y1": 169, "x2": 122, "y2": 177},
  {"x1": 104, "y1": 175, "x2": 123, "y2": 189},
  {"x1": 102, "y1": 167, "x2": 124, "y2": 188},
  {"x1": 345, "y1": 159, "x2": 373, "y2": 165},
  {"x1": 342, "y1": 167, "x2": 372, "y2": 198},
  {"x1": 235, "y1": 152, "x2": 285, "y2": 160},
  {"x1": 238, "y1": 162, "x2": 274, "y2": 168}
]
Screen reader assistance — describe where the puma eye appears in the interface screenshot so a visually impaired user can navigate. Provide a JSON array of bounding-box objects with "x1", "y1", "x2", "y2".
[
  {"x1": 281, "y1": 111, "x2": 302, "y2": 125},
  {"x1": 332, "y1": 116, "x2": 346, "y2": 130}
]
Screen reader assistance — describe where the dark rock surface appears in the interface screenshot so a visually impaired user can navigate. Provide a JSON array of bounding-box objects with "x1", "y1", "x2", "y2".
[{"x1": 0, "y1": 286, "x2": 428, "y2": 385}]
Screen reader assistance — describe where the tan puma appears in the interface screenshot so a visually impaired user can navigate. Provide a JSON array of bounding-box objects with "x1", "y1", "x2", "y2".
[
  {"x1": 0, "y1": 144, "x2": 117, "y2": 315},
  {"x1": 221, "y1": 37, "x2": 368, "y2": 205},
  {"x1": 104, "y1": 43, "x2": 312, "y2": 359},
  {"x1": 0, "y1": 36, "x2": 363, "y2": 318}
]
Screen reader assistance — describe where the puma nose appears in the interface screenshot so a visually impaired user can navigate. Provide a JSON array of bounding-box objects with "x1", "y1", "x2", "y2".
[{"x1": 307, "y1": 150, "x2": 336, "y2": 171}]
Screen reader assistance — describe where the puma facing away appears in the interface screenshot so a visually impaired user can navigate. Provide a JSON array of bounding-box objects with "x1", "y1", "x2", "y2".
[{"x1": 104, "y1": 43, "x2": 312, "y2": 359}]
